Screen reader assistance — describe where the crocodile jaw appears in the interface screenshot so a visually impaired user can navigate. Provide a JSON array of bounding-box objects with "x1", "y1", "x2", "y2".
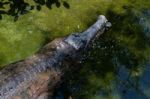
[{"x1": 65, "y1": 15, "x2": 111, "y2": 50}]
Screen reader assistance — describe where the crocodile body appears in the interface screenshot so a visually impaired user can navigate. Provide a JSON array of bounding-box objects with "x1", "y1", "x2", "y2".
[{"x1": 0, "y1": 15, "x2": 110, "y2": 99}]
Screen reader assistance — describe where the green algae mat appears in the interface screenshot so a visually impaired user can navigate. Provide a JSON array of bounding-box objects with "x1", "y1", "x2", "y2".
[
  {"x1": 0, "y1": 0, "x2": 149, "y2": 67},
  {"x1": 0, "y1": 0, "x2": 112, "y2": 66},
  {"x1": 0, "y1": 0, "x2": 150, "y2": 98}
]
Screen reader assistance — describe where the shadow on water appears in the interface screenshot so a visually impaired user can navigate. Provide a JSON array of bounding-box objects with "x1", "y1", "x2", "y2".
[
  {"x1": 0, "y1": 0, "x2": 70, "y2": 21},
  {"x1": 52, "y1": 5, "x2": 150, "y2": 99},
  {"x1": 0, "y1": 53, "x2": 6, "y2": 69}
]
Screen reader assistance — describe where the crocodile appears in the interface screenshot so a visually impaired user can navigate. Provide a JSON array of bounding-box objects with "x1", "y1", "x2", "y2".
[{"x1": 0, "y1": 15, "x2": 111, "y2": 99}]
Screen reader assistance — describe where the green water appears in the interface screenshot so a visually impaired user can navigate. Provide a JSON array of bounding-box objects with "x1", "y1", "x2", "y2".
[
  {"x1": 0, "y1": 0, "x2": 110, "y2": 66},
  {"x1": 0, "y1": 0, "x2": 150, "y2": 99}
]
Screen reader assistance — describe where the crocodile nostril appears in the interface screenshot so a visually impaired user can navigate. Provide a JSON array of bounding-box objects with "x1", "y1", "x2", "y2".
[{"x1": 105, "y1": 22, "x2": 112, "y2": 28}]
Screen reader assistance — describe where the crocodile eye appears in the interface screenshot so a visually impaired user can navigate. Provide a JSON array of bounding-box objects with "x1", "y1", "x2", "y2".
[
  {"x1": 74, "y1": 33, "x2": 80, "y2": 37},
  {"x1": 9, "y1": 86, "x2": 13, "y2": 90},
  {"x1": 3, "y1": 91, "x2": 6, "y2": 95}
]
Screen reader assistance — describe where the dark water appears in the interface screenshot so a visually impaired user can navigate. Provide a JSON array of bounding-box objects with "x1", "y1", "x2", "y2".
[{"x1": 53, "y1": 7, "x2": 150, "y2": 99}]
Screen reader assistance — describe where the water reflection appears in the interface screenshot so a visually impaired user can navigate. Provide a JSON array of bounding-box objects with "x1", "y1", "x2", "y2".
[
  {"x1": 139, "y1": 10, "x2": 150, "y2": 41},
  {"x1": 53, "y1": 6, "x2": 150, "y2": 99},
  {"x1": 53, "y1": 36, "x2": 150, "y2": 99}
]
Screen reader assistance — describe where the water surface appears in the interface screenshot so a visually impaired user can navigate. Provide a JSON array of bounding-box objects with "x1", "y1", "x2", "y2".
[{"x1": 0, "y1": 0, "x2": 150, "y2": 99}]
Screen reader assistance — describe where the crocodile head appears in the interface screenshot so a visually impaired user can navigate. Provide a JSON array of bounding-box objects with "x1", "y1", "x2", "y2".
[{"x1": 64, "y1": 15, "x2": 111, "y2": 50}]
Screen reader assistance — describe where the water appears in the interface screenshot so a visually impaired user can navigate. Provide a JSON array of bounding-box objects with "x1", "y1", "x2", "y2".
[{"x1": 0, "y1": 0, "x2": 150, "y2": 99}]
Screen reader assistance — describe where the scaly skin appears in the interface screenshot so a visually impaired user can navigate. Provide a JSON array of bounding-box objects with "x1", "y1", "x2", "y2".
[{"x1": 0, "y1": 15, "x2": 110, "y2": 99}]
